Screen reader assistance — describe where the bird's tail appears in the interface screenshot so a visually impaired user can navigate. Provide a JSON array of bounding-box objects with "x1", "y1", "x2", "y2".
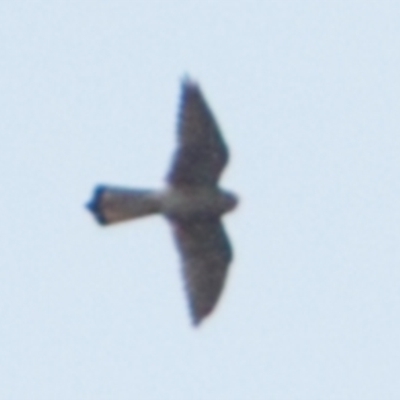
[{"x1": 86, "y1": 186, "x2": 162, "y2": 225}]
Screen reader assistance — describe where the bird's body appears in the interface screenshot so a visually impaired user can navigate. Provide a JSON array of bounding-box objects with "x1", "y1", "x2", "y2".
[
  {"x1": 162, "y1": 186, "x2": 237, "y2": 220},
  {"x1": 87, "y1": 78, "x2": 238, "y2": 325},
  {"x1": 88, "y1": 186, "x2": 237, "y2": 223}
]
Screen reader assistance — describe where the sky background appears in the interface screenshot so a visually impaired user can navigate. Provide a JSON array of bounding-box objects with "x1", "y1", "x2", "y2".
[{"x1": 1, "y1": 1, "x2": 400, "y2": 399}]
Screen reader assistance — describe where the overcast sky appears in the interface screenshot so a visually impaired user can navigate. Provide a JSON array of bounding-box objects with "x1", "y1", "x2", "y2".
[{"x1": 1, "y1": 1, "x2": 400, "y2": 399}]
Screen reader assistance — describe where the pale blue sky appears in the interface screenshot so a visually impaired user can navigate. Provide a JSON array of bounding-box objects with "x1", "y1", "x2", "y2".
[{"x1": 1, "y1": 1, "x2": 400, "y2": 399}]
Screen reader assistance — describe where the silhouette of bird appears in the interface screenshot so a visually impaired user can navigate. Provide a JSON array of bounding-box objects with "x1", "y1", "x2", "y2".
[{"x1": 87, "y1": 78, "x2": 238, "y2": 325}]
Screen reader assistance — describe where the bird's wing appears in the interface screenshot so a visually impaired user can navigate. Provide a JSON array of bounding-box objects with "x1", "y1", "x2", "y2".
[
  {"x1": 170, "y1": 217, "x2": 233, "y2": 325},
  {"x1": 167, "y1": 79, "x2": 229, "y2": 187}
]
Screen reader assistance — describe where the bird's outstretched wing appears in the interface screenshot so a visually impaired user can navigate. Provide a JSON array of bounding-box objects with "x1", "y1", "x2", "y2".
[
  {"x1": 167, "y1": 79, "x2": 229, "y2": 187},
  {"x1": 170, "y1": 217, "x2": 232, "y2": 325}
]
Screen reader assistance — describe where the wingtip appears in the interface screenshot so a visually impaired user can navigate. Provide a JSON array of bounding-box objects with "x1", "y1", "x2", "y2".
[
  {"x1": 189, "y1": 305, "x2": 214, "y2": 327},
  {"x1": 181, "y1": 75, "x2": 199, "y2": 90},
  {"x1": 192, "y1": 318, "x2": 202, "y2": 329},
  {"x1": 191, "y1": 315, "x2": 202, "y2": 327}
]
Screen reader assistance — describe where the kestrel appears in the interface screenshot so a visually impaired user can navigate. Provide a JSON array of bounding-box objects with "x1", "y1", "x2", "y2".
[{"x1": 87, "y1": 78, "x2": 238, "y2": 326}]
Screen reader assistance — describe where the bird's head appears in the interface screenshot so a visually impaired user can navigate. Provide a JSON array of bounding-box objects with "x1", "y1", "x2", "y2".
[{"x1": 221, "y1": 190, "x2": 238, "y2": 213}]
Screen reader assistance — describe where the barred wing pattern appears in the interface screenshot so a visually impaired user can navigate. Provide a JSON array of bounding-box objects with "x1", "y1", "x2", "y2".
[
  {"x1": 170, "y1": 218, "x2": 232, "y2": 325},
  {"x1": 167, "y1": 80, "x2": 229, "y2": 186}
]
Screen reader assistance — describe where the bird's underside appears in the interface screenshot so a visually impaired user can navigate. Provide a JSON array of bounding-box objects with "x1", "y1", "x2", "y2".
[{"x1": 87, "y1": 78, "x2": 238, "y2": 326}]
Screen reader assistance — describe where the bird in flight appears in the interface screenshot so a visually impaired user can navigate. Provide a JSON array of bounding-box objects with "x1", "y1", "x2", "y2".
[{"x1": 87, "y1": 78, "x2": 238, "y2": 326}]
